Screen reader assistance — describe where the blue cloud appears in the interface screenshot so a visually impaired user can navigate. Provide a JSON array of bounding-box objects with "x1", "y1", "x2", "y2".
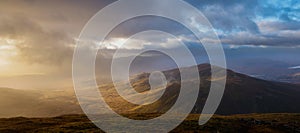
[
  {"x1": 182, "y1": 0, "x2": 300, "y2": 47},
  {"x1": 257, "y1": 0, "x2": 300, "y2": 21}
]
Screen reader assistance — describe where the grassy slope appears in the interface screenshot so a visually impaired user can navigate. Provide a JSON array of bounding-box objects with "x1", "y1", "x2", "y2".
[
  {"x1": 0, "y1": 113, "x2": 299, "y2": 133},
  {"x1": 0, "y1": 88, "x2": 82, "y2": 118}
]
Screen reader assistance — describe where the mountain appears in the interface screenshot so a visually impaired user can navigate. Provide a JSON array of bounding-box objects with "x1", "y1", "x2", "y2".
[{"x1": 99, "y1": 64, "x2": 300, "y2": 115}]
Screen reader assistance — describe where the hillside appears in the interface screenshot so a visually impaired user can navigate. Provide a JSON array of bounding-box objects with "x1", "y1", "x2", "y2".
[{"x1": 99, "y1": 64, "x2": 300, "y2": 115}]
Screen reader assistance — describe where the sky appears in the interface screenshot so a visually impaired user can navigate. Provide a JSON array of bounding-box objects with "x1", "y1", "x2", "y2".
[{"x1": 0, "y1": 0, "x2": 299, "y2": 89}]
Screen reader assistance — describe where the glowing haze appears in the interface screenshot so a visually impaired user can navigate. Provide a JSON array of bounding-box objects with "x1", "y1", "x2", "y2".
[{"x1": 0, "y1": 0, "x2": 299, "y2": 89}]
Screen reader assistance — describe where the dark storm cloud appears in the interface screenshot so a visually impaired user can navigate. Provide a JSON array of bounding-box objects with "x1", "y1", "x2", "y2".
[{"x1": 98, "y1": 0, "x2": 300, "y2": 47}]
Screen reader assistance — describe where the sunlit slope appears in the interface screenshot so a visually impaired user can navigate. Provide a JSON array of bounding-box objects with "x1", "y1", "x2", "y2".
[{"x1": 0, "y1": 88, "x2": 81, "y2": 118}]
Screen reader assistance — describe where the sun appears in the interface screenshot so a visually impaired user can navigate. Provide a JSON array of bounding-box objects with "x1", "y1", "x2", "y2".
[{"x1": 0, "y1": 38, "x2": 19, "y2": 69}]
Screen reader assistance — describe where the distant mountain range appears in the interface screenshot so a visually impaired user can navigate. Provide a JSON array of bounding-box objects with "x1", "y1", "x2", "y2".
[
  {"x1": 0, "y1": 64, "x2": 300, "y2": 118},
  {"x1": 226, "y1": 58, "x2": 300, "y2": 84}
]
